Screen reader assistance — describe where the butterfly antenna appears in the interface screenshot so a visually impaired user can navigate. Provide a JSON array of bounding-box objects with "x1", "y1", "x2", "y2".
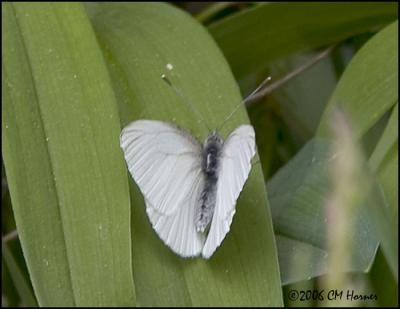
[
  {"x1": 216, "y1": 76, "x2": 272, "y2": 131},
  {"x1": 161, "y1": 74, "x2": 211, "y2": 132}
]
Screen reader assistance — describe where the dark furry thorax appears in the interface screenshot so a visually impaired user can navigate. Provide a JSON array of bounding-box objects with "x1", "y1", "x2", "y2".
[
  {"x1": 202, "y1": 132, "x2": 223, "y2": 178},
  {"x1": 195, "y1": 131, "x2": 223, "y2": 233}
]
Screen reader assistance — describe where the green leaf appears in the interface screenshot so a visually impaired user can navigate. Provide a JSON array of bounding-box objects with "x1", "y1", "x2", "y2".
[
  {"x1": 86, "y1": 2, "x2": 283, "y2": 306},
  {"x1": 195, "y1": 2, "x2": 237, "y2": 24},
  {"x1": 267, "y1": 138, "x2": 383, "y2": 285},
  {"x1": 369, "y1": 104, "x2": 398, "y2": 249},
  {"x1": 317, "y1": 21, "x2": 398, "y2": 278},
  {"x1": 369, "y1": 104, "x2": 398, "y2": 174},
  {"x1": 267, "y1": 51, "x2": 338, "y2": 140},
  {"x1": 2, "y1": 2, "x2": 135, "y2": 306},
  {"x1": 266, "y1": 21, "x2": 398, "y2": 285},
  {"x1": 375, "y1": 143, "x2": 398, "y2": 218},
  {"x1": 317, "y1": 21, "x2": 398, "y2": 138},
  {"x1": 246, "y1": 50, "x2": 339, "y2": 181},
  {"x1": 208, "y1": 2, "x2": 397, "y2": 94},
  {"x1": 371, "y1": 139, "x2": 398, "y2": 278},
  {"x1": 369, "y1": 249, "x2": 398, "y2": 306}
]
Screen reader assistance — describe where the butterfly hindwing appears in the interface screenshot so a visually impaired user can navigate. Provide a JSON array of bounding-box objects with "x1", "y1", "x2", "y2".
[{"x1": 145, "y1": 170, "x2": 205, "y2": 257}]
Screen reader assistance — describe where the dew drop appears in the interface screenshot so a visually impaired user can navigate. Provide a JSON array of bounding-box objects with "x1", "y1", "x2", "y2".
[
  {"x1": 311, "y1": 157, "x2": 316, "y2": 163},
  {"x1": 328, "y1": 153, "x2": 338, "y2": 161}
]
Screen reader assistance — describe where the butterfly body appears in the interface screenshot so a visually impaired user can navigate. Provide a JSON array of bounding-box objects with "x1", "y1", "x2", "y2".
[
  {"x1": 120, "y1": 120, "x2": 255, "y2": 258},
  {"x1": 197, "y1": 132, "x2": 223, "y2": 233}
]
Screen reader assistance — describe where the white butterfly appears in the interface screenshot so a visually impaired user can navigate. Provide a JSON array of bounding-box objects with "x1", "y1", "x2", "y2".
[
  {"x1": 120, "y1": 120, "x2": 256, "y2": 258},
  {"x1": 119, "y1": 71, "x2": 270, "y2": 258}
]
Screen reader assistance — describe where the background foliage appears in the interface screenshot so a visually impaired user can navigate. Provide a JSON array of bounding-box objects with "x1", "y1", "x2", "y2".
[{"x1": 2, "y1": 2, "x2": 398, "y2": 307}]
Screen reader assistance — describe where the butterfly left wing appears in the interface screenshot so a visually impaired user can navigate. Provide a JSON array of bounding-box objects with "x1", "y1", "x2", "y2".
[
  {"x1": 120, "y1": 120, "x2": 202, "y2": 216},
  {"x1": 120, "y1": 120, "x2": 205, "y2": 257},
  {"x1": 202, "y1": 125, "x2": 256, "y2": 258},
  {"x1": 145, "y1": 169, "x2": 206, "y2": 257}
]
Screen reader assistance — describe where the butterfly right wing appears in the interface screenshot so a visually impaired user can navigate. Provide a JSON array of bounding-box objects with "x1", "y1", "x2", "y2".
[
  {"x1": 202, "y1": 125, "x2": 256, "y2": 258},
  {"x1": 120, "y1": 120, "x2": 205, "y2": 256}
]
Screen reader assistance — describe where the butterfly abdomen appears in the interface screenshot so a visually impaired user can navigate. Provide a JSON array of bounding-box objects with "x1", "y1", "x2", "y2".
[{"x1": 196, "y1": 132, "x2": 223, "y2": 233}]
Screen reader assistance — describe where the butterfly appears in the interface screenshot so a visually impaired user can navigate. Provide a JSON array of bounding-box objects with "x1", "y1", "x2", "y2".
[
  {"x1": 120, "y1": 120, "x2": 255, "y2": 258},
  {"x1": 120, "y1": 71, "x2": 270, "y2": 258}
]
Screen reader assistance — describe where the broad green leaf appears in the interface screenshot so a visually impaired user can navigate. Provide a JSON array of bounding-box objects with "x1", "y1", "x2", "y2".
[
  {"x1": 317, "y1": 22, "x2": 398, "y2": 138},
  {"x1": 369, "y1": 104, "x2": 398, "y2": 246},
  {"x1": 208, "y1": 2, "x2": 397, "y2": 93},
  {"x1": 371, "y1": 142, "x2": 398, "y2": 278},
  {"x1": 2, "y1": 2, "x2": 135, "y2": 306},
  {"x1": 267, "y1": 138, "x2": 383, "y2": 285},
  {"x1": 86, "y1": 2, "x2": 283, "y2": 306},
  {"x1": 376, "y1": 143, "x2": 398, "y2": 218},
  {"x1": 361, "y1": 107, "x2": 392, "y2": 159},
  {"x1": 369, "y1": 104, "x2": 398, "y2": 174}
]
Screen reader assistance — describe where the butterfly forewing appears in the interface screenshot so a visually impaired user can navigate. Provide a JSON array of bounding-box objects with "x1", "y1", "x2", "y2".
[{"x1": 121, "y1": 120, "x2": 202, "y2": 216}]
